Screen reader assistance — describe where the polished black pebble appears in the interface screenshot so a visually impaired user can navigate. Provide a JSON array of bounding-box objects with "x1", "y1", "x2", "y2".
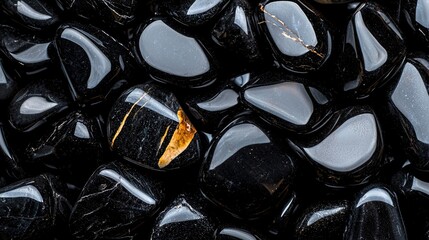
[
  {"x1": 9, "y1": 78, "x2": 71, "y2": 132},
  {"x1": 200, "y1": 116, "x2": 296, "y2": 219},
  {"x1": 294, "y1": 200, "x2": 350, "y2": 240},
  {"x1": 108, "y1": 83, "x2": 201, "y2": 171},
  {"x1": 25, "y1": 112, "x2": 104, "y2": 186},
  {"x1": 258, "y1": 0, "x2": 332, "y2": 73},
  {"x1": 0, "y1": 25, "x2": 55, "y2": 76},
  {"x1": 216, "y1": 226, "x2": 264, "y2": 240},
  {"x1": 0, "y1": 122, "x2": 24, "y2": 182},
  {"x1": 403, "y1": 0, "x2": 429, "y2": 45},
  {"x1": 268, "y1": 192, "x2": 299, "y2": 236},
  {"x1": 0, "y1": 0, "x2": 60, "y2": 31},
  {"x1": 55, "y1": 22, "x2": 136, "y2": 105},
  {"x1": 241, "y1": 70, "x2": 332, "y2": 134},
  {"x1": 335, "y1": 2, "x2": 406, "y2": 99},
  {"x1": 0, "y1": 174, "x2": 71, "y2": 240},
  {"x1": 161, "y1": 0, "x2": 230, "y2": 27},
  {"x1": 134, "y1": 18, "x2": 217, "y2": 88},
  {"x1": 345, "y1": 185, "x2": 408, "y2": 240},
  {"x1": 0, "y1": 58, "x2": 18, "y2": 103},
  {"x1": 383, "y1": 55, "x2": 429, "y2": 170},
  {"x1": 290, "y1": 105, "x2": 384, "y2": 187},
  {"x1": 151, "y1": 193, "x2": 217, "y2": 240},
  {"x1": 212, "y1": 0, "x2": 261, "y2": 63},
  {"x1": 70, "y1": 161, "x2": 166, "y2": 240}
]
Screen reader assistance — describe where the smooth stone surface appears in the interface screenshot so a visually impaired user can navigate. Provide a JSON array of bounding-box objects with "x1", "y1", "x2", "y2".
[
  {"x1": 242, "y1": 70, "x2": 332, "y2": 134},
  {"x1": 294, "y1": 200, "x2": 350, "y2": 240},
  {"x1": 151, "y1": 193, "x2": 217, "y2": 240},
  {"x1": 9, "y1": 78, "x2": 71, "y2": 132},
  {"x1": 161, "y1": 0, "x2": 230, "y2": 26},
  {"x1": 345, "y1": 185, "x2": 407, "y2": 240},
  {"x1": 55, "y1": 23, "x2": 135, "y2": 104},
  {"x1": 0, "y1": 25, "x2": 54, "y2": 75},
  {"x1": 403, "y1": 0, "x2": 429, "y2": 44},
  {"x1": 108, "y1": 83, "x2": 201, "y2": 171},
  {"x1": 200, "y1": 116, "x2": 296, "y2": 219},
  {"x1": 0, "y1": 0, "x2": 60, "y2": 31},
  {"x1": 212, "y1": 0, "x2": 261, "y2": 63},
  {"x1": 268, "y1": 191, "x2": 299, "y2": 237},
  {"x1": 258, "y1": 0, "x2": 332, "y2": 72},
  {"x1": 335, "y1": 2, "x2": 406, "y2": 98},
  {"x1": 0, "y1": 174, "x2": 71, "y2": 240},
  {"x1": 290, "y1": 106, "x2": 384, "y2": 187},
  {"x1": 216, "y1": 226, "x2": 264, "y2": 240},
  {"x1": 0, "y1": 122, "x2": 24, "y2": 182},
  {"x1": 385, "y1": 56, "x2": 429, "y2": 170},
  {"x1": 135, "y1": 19, "x2": 217, "y2": 88},
  {"x1": 25, "y1": 112, "x2": 104, "y2": 186},
  {"x1": 70, "y1": 161, "x2": 166, "y2": 240},
  {"x1": 0, "y1": 59, "x2": 18, "y2": 102}
]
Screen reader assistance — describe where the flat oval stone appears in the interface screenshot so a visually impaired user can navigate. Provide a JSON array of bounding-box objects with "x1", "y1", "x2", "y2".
[
  {"x1": 70, "y1": 161, "x2": 166, "y2": 240},
  {"x1": 55, "y1": 23, "x2": 136, "y2": 104},
  {"x1": 345, "y1": 185, "x2": 408, "y2": 240},
  {"x1": 199, "y1": 116, "x2": 296, "y2": 219},
  {"x1": 0, "y1": 174, "x2": 71, "y2": 240},
  {"x1": 0, "y1": 0, "x2": 60, "y2": 31},
  {"x1": 290, "y1": 106, "x2": 384, "y2": 187},
  {"x1": 242, "y1": 70, "x2": 332, "y2": 134},
  {"x1": 258, "y1": 0, "x2": 332, "y2": 72},
  {"x1": 135, "y1": 19, "x2": 217, "y2": 88},
  {"x1": 161, "y1": 0, "x2": 230, "y2": 26},
  {"x1": 151, "y1": 193, "x2": 217, "y2": 240},
  {"x1": 107, "y1": 83, "x2": 201, "y2": 171},
  {"x1": 9, "y1": 78, "x2": 71, "y2": 132}
]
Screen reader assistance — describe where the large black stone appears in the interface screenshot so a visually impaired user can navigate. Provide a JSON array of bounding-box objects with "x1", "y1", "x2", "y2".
[{"x1": 108, "y1": 83, "x2": 202, "y2": 171}]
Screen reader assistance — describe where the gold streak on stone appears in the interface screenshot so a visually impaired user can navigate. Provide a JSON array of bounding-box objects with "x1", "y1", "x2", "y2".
[
  {"x1": 157, "y1": 125, "x2": 171, "y2": 154},
  {"x1": 158, "y1": 108, "x2": 197, "y2": 168}
]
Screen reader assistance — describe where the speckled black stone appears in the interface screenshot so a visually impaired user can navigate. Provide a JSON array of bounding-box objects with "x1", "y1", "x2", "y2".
[
  {"x1": 70, "y1": 161, "x2": 166, "y2": 240},
  {"x1": 0, "y1": 174, "x2": 71, "y2": 240},
  {"x1": 199, "y1": 116, "x2": 296, "y2": 219},
  {"x1": 107, "y1": 83, "x2": 201, "y2": 171}
]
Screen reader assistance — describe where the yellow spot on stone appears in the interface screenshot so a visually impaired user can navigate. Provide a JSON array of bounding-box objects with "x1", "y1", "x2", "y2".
[{"x1": 158, "y1": 108, "x2": 197, "y2": 168}]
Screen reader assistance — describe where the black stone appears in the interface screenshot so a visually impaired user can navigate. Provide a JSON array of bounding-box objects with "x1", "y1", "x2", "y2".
[
  {"x1": 134, "y1": 18, "x2": 217, "y2": 88},
  {"x1": 345, "y1": 184, "x2": 408, "y2": 240},
  {"x1": 161, "y1": 0, "x2": 230, "y2": 27},
  {"x1": 216, "y1": 226, "x2": 265, "y2": 240},
  {"x1": 0, "y1": 122, "x2": 24, "y2": 182},
  {"x1": 0, "y1": 0, "x2": 60, "y2": 31},
  {"x1": 268, "y1": 191, "x2": 299, "y2": 237},
  {"x1": 289, "y1": 105, "x2": 384, "y2": 187},
  {"x1": 212, "y1": 0, "x2": 262, "y2": 63},
  {"x1": 199, "y1": 116, "x2": 296, "y2": 219},
  {"x1": 151, "y1": 193, "x2": 217, "y2": 240},
  {"x1": 257, "y1": 0, "x2": 332, "y2": 73},
  {"x1": 0, "y1": 174, "x2": 71, "y2": 240},
  {"x1": 294, "y1": 200, "x2": 350, "y2": 240},
  {"x1": 335, "y1": 2, "x2": 406, "y2": 99},
  {"x1": 241, "y1": 70, "x2": 333, "y2": 134},
  {"x1": 70, "y1": 161, "x2": 166, "y2": 240},
  {"x1": 25, "y1": 112, "x2": 104, "y2": 186},
  {"x1": 107, "y1": 83, "x2": 202, "y2": 171},
  {"x1": 0, "y1": 58, "x2": 19, "y2": 103},
  {"x1": 403, "y1": 0, "x2": 429, "y2": 45},
  {"x1": 55, "y1": 22, "x2": 136, "y2": 105},
  {"x1": 0, "y1": 24, "x2": 55, "y2": 76},
  {"x1": 9, "y1": 78, "x2": 71, "y2": 132}
]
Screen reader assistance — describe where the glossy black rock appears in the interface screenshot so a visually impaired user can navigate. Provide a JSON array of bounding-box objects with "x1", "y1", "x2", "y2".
[
  {"x1": 216, "y1": 226, "x2": 264, "y2": 240},
  {"x1": 25, "y1": 112, "x2": 103, "y2": 185},
  {"x1": 135, "y1": 18, "x2": 217, "y2": 88},
  {"x1": 108, "y1": 83, "x2": 201, "y2": 171},
  {"x1": 335, "y1": 2, "x2": 406, "y2": 99},
  {"x1": 70, "y1": 161, "x2": 166, "y2": 240},
  {"x1": 289, "y1": 105, "x2": 384, "y2": 187},
  {"x1": 268, "y1": 191, "x2": 299, "y2": 237},
  {"x1": 9, "y1": 78, "x2": 71, "y2": 132},
  {"x1": 161, "y1": 0, "x2": 230, "y2": 27},
  {"x1": 258, "y1": 0, "x2": 332, "y2": 73},
  {"x1": 403, "y1": 0, "x2": 429, "y2": 45},
  {"x1": 0, "y1": 0, "x2": 60, "y2": 31},
  {"x1": 0, "y1": 174, "x2": 71, "y2": 240},
  {"x1": 0, "y1": 59, "x2": 18, "y2": 103},
  {"x1": 200, "y1": 116, "x2": 296, "y2": 219},
  {"x1": 0, "y1": 25, "x2": 54, "y2": 75},
  {"x1": 55, "y1": 23, "x2": 135, "y2": 104},
  {"x1": 345, "y1": 185, "x2": 407, "y2": 240},
  {"x1": 0, "y1": 122, "x2": 24, "y2": 182},
  {"x1": 151, "y1": 193, "x2": 217, "y2": 240},
  {"x1": 241, "y1": 70, "x2": 332, "y2": 134},
  {"x1": 294, "y1": 200, "x2": 350, "y2": 240},
  {"x1": 383, "y1": 56, "x2": 429, "y2": 170},
  {"x1": 212, "y1": 0, "x2": 261, "y2": 63}
]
